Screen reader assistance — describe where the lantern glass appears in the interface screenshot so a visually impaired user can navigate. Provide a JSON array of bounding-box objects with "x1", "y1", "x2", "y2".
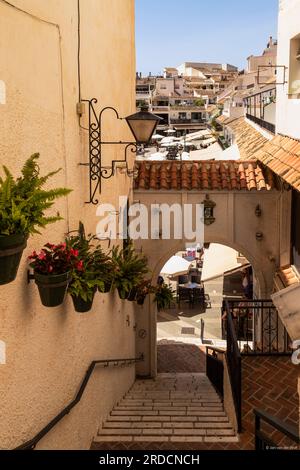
[{"x1": 125, "y1": 106, "x2": 162, "y2": 144}]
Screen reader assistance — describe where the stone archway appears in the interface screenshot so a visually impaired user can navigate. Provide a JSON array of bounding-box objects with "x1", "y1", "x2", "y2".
[
  {"x1": 133, "y1": 160, "x2": 292, "y2": 377},
  {"x1": 135, "y1": 238, "x2": 265, "y2": 378}
]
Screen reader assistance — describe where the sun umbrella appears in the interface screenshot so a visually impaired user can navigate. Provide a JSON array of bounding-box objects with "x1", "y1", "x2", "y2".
[
  {"x1": 161, "y1": 136, "x2": 175, "y2": 144},
  {"x1": 152, "y1": 134, "x2": 164, "y2": 140},
  {"x1": 147, "y1": 153, "x2": 166, "y2": 161},
  {"x1": 161, "y1": 256, "x2": 192, "y2": 277},
  {"x1": 180, "y1": 152, "x2": 190, "y2": 160}
]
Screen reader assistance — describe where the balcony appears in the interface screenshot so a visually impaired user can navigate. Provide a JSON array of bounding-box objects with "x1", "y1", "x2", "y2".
[
  {"x1": 170, "y1": 118, "x2": 206, "y2": 125},
  {"x1": 152, "y1": 106, "x2": 169, "y2": 112},
  {"x1": 246, "y1": 113, "x2": 275, "y2": 134},
  {"x1": 170, "y1": 105, "x2": 206, "y2": 111}
]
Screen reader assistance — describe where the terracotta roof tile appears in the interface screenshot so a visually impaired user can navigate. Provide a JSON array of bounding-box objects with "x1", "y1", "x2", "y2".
[
  {"x1": 134, "y1": 160, "x2": 276, "y2": 191},
  {"x1": 225, "y1": 117, "x2": 269, "y2": 159},
  {"x1": 254, "y1": 135, "x2": 300, "y2": 191}
]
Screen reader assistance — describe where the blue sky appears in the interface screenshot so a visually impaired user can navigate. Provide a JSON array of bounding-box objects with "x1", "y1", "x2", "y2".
[{"x1": 135, "y1": 0, "x2": 278, "y2": 75}]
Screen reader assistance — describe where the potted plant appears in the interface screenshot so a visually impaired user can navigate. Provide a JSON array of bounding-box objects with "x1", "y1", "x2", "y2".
[
  {"x1": 0, "y1": 154, "x2": 71, "y2": 285},
  {"x1": 112, "y1": 243, "x2": 148, "y2": 300},
  {"x1": 66, "y1": 226, "x2": 110, "y2": 312},
  {"x1": 154, "y1": 283, "x2": 176, "y2": 311},
  {"x1": 135, "y1": 279, "x2": 154, "y2": 305},
  {"x1": 28, "y1": 243, "x2": 81, "y2": 307}
]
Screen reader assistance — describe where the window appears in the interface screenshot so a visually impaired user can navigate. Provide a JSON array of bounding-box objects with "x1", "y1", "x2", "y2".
[{"x1": 289, "y1": 34, "x2": 300, "y2": 97}]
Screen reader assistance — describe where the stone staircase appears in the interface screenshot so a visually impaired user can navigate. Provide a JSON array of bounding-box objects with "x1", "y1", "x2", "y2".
[{"x1": 93, "y1": 373, "x2": 238, "y2": 447}]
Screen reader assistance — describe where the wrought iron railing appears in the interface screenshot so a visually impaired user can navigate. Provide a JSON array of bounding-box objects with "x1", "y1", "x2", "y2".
[
  {"x1": 206, "y1": 346, "x2": 224, "y2": 397},
  {"x1": 13, "y1": 355, "x2": 143, "y2": 450},
  {"x1": 246, "y1": 113, "x2": 275, "y2": 134},
  {"x1": 254, "y1": 409, "x2": 299, "y2": 450},
  {"x1": 225, "y1": 301, "x2": 242, "y2": 432},
  {"x1": 222, "y1": 299, "x2": 292, "y2": 355}
]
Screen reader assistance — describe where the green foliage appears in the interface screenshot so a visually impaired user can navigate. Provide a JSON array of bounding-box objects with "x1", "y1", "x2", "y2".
[
  {"x1": 66, "y1": 225, "x2": 113, "y2": 301},
  {"x1": 0, "y1": 153, "x2": 72, "y2": 236},
  {"x1": 112, "y1": 242, "x2": 149, "y2": 299},
  {"x1": 154, "y1": 283, "x2": 176, "y2": 311},
  {"x1": 195, "y1": 98, "x2": 205, "y2": 107}
]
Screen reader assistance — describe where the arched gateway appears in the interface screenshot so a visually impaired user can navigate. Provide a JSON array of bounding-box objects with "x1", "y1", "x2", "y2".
[{"x1": 132, "y1": 160, "x2": 291, "y2": 377}]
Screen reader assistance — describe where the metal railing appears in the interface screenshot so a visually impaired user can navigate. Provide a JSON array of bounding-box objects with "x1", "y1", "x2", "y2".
[
  {"x1": 246, "y1": 113, "x2": 275, "y2": 134},
  {"x1": 254, "y1": 409, "x2": 299, "y2": 450},
  {"x1": 170, "y1": 118, "x2": 206, "y2": 124},
  {"x1": 225, "y1": 301, "x2": 242, "y2": 432},
  {"x1": 206, "y1": 346, "x2": 224, "y2": 397},
  {"x1": 13, "y1": 355, "x2": 143, "y2": 450},
  {"x1": 222, "y1": 299, "x2": 292, "y2": 355}
]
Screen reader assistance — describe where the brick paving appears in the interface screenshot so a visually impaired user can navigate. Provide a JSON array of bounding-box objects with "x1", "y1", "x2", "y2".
[
  {"x1": 92, "y1": 345, "x2": 300, "y2": 451},
  {"x1": 157, "y1": 340, "x2": 206, "y2": 373}
]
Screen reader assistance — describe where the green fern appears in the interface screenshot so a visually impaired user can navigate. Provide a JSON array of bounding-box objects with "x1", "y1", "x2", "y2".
[{"x1": 0, "y1": 153, "x2": 72, "y2": 236}]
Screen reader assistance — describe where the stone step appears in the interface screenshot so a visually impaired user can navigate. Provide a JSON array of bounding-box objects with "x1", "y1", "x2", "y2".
[
  {"x1": 103, "y1": 421, "x2": 232, "y2": 429},
  {"x1": 94, "y1": 373, "x2": 238, "y2": 447},
  {"x1": 114, "y1": 405, "x2": 224, "y2": 411},
  {"x1": 110, "y1": 409, "x2": 227, "y2": 416},
  {"x1": 98, "y1": 428, "x2": 235, "y2": 437},
  {"x1": 93, "y1": 435, "x2": 239, "y2": 443}
]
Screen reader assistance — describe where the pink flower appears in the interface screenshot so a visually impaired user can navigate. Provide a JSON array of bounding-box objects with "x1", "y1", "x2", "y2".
[{"x1": 38, "y1": 251, "x2": 46, "y2": 260}]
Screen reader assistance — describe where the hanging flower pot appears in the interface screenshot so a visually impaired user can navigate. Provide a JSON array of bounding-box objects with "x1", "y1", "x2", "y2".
[
  {"x1": 29, "y1": 243, "x2": 81, "y2": 308},
  {"x1": 127, "y1": 287, "x2": 137, "y2": 302},
  {"x1": 136, "y1": 293, "x2": 147, "y2": 305},
  {"x1": 71, "y1": 289, "x2": 96, "y2": 313},
  {"x1": 117, "y1": 286, "x2": 129, "y2": 300},
  {"x1": 101, "y1": 280, "x2": 112, "y2": 293},
  {"x1": 0, "y1": 234, "x2": 28, "y2": 285},
  {"x1": 34, "y1": 271, "x2": 70, "y2": 307}
]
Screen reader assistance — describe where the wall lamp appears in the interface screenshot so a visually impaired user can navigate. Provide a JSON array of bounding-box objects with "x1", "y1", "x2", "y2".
[{"x1": 79, "y1": 99, "x2": 162, "y2": 204}]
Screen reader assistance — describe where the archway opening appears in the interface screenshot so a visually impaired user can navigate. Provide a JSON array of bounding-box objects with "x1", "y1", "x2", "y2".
[{"x1": 156, "y1": 242, "x2": 255, "y2": 374}]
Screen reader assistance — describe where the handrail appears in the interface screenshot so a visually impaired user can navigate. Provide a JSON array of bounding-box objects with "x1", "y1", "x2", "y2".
[
  {"x1": 225, "y1": 300, "x2": 242, "y2": 432},
  {"x1": 13, "y1": 355, "x2": 143, "y2": 450},
  {"x1": 206, "y1": 346, "x2": 224, "y2": 397},
  {"x1": 206, "y1": 345, "x2": 226, "y2": 355},
  {"x1": 254, "y1": 409, "x2": 299, "y2": 450}
]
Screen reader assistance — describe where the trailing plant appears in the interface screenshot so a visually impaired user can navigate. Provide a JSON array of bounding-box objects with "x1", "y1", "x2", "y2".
[
  {"x1": 0, "y1": 153, "x2": 71, "y2": 236},
  {"x1": 112, "y1": 242, "x2": 149, "y2": 299},
  {"x1": 134, "y1": 279, "x2": 154, "y2": 303},
  {"x1": 66, "y1": 225, "x2": 113, "y2": 300},
  {"x1": 28, "y1": 243, "x2": 82, "y2": 275},
  {"x1": 154, "y1": 283, "x2": 176, "y2": 311}
]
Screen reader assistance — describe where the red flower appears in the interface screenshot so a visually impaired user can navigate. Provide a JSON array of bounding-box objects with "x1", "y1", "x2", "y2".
[
  {"x1": 76, "y1": 260, "x2": 84, "y2": 271},
  {"x1": 38, "y1": 251, "x2": 46, "y2": 260}
]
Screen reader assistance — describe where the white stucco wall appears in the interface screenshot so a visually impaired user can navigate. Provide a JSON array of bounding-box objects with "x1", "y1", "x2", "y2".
[
  {"x1": 276, "y1": 0, "x2": 300, "y2": 138},
  {"x1": 0, "y1": 0, "x2": 136, "y2": 449}
]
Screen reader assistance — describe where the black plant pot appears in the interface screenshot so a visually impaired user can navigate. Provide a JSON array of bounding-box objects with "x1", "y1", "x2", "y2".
[
  {"x1": 127, "y1": 288, "x2": 137, "y2": 302},
  {"x1": 0, "y1": 234, "x2": 27, "y2": 285},
  {"x1": 71, "y1": 291, "x2": 95, "y2": 313},
  {"x1": 34, "y1": 271, "x2": 70, "y2": 307},
  {"x1": 117, "y1": 287, "x2": 130, "y2": 300},
  {"x1": 136, "y1": 294, "x2": 147, "y2": 305},
  {"x1": 99, "y1": 280, "x2": 112, "y2": 293}
]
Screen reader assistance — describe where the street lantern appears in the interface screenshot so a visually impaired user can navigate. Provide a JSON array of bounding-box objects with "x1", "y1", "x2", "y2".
[{"x1": 125, "y1": 106, "x2": 163, "y2": 144}]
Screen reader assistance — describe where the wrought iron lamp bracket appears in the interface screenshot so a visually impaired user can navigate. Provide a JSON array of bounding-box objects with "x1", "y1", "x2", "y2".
[{"x1": 79, "y1": 99, "x2": 137, "y2": 204}]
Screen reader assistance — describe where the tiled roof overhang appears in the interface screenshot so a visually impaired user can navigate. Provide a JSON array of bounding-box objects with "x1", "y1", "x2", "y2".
[
  {"x1": 254, "y1": 134, "x2": 300, "y2": 191},
  {"x1": 133, "y1": 160, "x2": 277, "y2": 191},
  {"x1": 225, "y1": 117, "x2": 269, "y2": 159}
]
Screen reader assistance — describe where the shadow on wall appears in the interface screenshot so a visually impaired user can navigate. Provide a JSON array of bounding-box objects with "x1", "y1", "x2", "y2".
[{"x1": 157, "y1": 339, "x2": 206, "y2": 373}]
